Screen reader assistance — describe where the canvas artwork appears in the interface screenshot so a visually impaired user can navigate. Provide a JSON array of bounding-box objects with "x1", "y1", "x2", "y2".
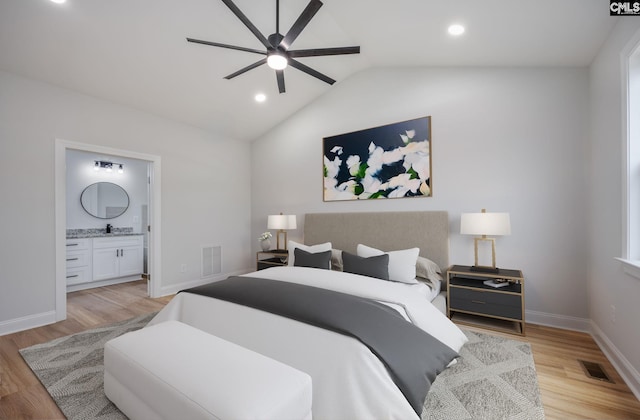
[{"x1": 323, "y1": 116, "x2": 432, "y2": 201}]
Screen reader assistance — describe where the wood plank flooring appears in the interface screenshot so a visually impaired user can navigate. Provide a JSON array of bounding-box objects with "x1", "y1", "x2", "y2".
[
  {"x1": 0, "y1": 280, "x2": 172, "y2": 420},
  {"x1": 1, "y1": 280, "x2": 639, "y2": 419}
]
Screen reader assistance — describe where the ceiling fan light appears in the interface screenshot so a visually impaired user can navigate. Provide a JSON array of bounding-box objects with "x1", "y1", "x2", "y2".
[
  {"x1": 267, "y1": 53, "x2": 288, "y2": 70},
  {"x1": 448, "y1": 24, "x2": 465, "y2": 36}
]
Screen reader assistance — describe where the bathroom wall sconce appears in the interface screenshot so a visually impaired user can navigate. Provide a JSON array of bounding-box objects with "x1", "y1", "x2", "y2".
[{"x1": 94, "y1": 160, "x2": 124, "y2": 174}]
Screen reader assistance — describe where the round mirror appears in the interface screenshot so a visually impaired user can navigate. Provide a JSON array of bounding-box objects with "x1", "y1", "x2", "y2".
[{"x1": 80, "y1": 182, "x2": 129, "y2": 219}]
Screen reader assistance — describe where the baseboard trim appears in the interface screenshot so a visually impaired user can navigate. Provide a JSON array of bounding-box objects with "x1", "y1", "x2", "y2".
[
  {"x1": 0, "y1": 310, "x2": 57, "y2": 337},
  {"x1": 66, "y1": 275, "x2": 142, "y2": 293},
  {"x1": 1, "y1": 270, "x2": 252, "y2": 336},
  {"x1": 159, "y1": 269, "x2": 253, "y2": 296},
  {"x1": 590, "y1": 321, "x2": 640, "y2": 401},
  {"x1": 525, "y1": 309, "x2": 590, "y2": 332}
]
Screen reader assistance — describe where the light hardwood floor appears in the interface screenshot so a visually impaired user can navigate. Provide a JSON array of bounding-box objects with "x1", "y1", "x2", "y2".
[
  {"x1": 0, "y1": 280, "x2": 172, "y2": 419},
  {"x1": 1, "y1": 280, "x2": 639, "y2": 419}
]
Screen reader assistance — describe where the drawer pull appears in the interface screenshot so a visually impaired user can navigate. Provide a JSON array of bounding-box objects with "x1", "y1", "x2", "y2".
[
  {"x1": 471, "y1": 300, "x2": 486, "y2": 304},
  {"x1": 66, "y1": 274, "x2": 79, "y2": 279},
  {"x1": 66, "y1": 257, "x2": 79, "y2": 261},
  {"x1": 66, "y1": 243, "x2": 79, "y2": 247}
]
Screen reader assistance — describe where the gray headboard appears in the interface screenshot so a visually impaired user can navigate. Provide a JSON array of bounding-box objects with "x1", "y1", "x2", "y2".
[{"x1": 304, "y1": 211, "x2": 450, "y2": 270}]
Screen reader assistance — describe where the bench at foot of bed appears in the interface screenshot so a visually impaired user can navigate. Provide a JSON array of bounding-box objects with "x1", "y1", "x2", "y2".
[{"x1": 104, "y1": 320, "x2": 313, "y2": 420}]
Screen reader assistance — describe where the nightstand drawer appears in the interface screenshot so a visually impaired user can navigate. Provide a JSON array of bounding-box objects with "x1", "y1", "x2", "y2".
[
  {"x1": 256, "y1": 252, "x2": 288, "y2": 271},
  {"x1": 450, "y1": 287, "x2": 522, "y2": 320}
]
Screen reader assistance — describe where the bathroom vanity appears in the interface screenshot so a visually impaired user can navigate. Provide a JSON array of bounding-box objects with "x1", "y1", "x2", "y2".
[{"x1": 66, "y1": 230, "x2": 143, "y2": 292}]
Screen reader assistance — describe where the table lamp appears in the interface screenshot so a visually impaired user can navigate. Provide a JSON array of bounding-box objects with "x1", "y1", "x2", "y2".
[
  {"x1": 267, "y1": 213, "x2": 297, "y2": 251},
  {"x1": 460, "y1": 208, "x2": 511, "y2": 273}
]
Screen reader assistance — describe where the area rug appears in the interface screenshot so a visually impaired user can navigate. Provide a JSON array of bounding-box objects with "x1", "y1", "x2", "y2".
[
  {"x1": 19, "y1": 312, "x2": 156, "y2": 420},
  {"x1": 21, "y1": 315, "x2": 544, "y2": 420},
  {"x1": 422, "y1": 329, "x2": 545, "y2": 420}
]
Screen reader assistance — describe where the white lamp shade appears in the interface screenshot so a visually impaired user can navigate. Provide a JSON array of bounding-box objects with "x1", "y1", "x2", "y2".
[
  {"x1": 268, "y1": 214, "x2": 297, "y2": 230},
  {"x1": 460, "y1": 212, "x2": 511, "y2": 236}
]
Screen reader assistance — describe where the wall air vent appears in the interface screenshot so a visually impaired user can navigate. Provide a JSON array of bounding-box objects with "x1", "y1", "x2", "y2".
[{"x1": 201, "y1": 245, "x2": 222, "y2": 278}]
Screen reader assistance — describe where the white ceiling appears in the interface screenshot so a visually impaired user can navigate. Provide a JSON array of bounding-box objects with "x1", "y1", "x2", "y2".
[{"x1": 0, "y1": 0, "x2": 615, "y2": 141}]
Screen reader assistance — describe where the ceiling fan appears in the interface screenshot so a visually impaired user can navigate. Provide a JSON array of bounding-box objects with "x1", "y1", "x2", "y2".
[{"x1": 187, "y1": 0, "x2": 360, "y2": 93}]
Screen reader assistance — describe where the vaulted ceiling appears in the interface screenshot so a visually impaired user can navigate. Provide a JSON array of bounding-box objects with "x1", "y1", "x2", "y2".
[{"x1": 0, "y1": 0, "x2": 614, "y2": 141}]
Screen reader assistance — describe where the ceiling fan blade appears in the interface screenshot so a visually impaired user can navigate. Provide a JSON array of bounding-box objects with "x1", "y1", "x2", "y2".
[
  {"x1": 220, "y1": 0, "x2": 272, "y2": 49},
  {"x1": 186, "y1": 38, "x2": 266, "y2": 55},
  {"x1": 289, "y1": 58, "x2": 335, "y2": 85},
  {"x1": 279, "y1": 0, "x2": 323, "y2": 50},
  {"x1": 276, "y1": 70, "x2": 286, "y2": 93},
  {"x1": 288, "y1": 46, "x2": 360, "y2": 58},
  {"x1": 224, "y1": 58, "x2": 267, "y2": 79}
]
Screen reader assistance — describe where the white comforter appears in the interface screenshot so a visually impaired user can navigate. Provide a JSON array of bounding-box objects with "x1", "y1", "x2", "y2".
[{"x1": 148, "y1": 267, "x2": 468, "y2": 420}]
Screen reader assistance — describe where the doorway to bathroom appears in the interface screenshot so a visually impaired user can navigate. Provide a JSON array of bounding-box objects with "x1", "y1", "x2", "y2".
[{"x1": 54, "y1": 139, "x2": 162, "y2": 323}]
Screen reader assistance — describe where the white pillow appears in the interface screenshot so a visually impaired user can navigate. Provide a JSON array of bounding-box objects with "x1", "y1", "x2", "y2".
[
  {"x1": 416, "y1": 256, "x2": 444, "y2": 283},
  {"x1": 356, "y1": 244, "x2": 419, "y2": 284},
  {"x1": 288, "y1": 240, "x2": 332, "y2": 267},
  {"x1": 331, "y1": 249, "x2": 344, "y2": 271}
]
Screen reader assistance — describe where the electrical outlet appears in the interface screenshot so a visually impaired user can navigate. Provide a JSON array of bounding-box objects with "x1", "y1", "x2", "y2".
[
  {"x1": 180, "y1": 264, "x2": 187, "y2": 273},
  {"x1": 610, "y1": 305, "x2": 616, "y2": 323}
]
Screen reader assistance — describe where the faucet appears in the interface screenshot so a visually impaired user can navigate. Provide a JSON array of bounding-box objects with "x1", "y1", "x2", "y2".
[{"x1": 106, "y1": 224, "x2": 112, "y2": 234}]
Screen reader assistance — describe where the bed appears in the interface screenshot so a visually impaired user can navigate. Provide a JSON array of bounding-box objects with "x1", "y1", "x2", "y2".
[
  {"x1": 304, "y1": 211, "x2": 451, "y2": 313},
  {"x1": 148, "y1": 211, "x2": 468, "y2": 419}
]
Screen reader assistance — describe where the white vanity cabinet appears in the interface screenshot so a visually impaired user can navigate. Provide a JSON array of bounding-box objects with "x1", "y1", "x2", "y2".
[
  {"x1": 66, "y1": 238, "x2": 92, "y2": 286},
  {"x1": 92, "y1": 236, "x2": 144, "y2": 281}
]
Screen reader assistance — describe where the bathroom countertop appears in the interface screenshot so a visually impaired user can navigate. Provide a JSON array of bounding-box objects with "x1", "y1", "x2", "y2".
[
  {"x1": 66, "y1": 232, "x2": 144, "y2": 239},
  {"x1": 66, "y1": 228, "x2": 143, "y2": 239}
]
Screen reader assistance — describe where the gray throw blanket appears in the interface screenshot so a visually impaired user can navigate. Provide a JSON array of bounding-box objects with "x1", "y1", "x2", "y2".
[{"x1": 181, "y1": 276, "x2": 458, "y2": 415}]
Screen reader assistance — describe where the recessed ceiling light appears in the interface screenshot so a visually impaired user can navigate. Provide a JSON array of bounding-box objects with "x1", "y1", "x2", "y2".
[
  {"x1": 255, "y1": 93, "x2": 267, "y2": 103},
  {"x1": 448, "y1": 24, "x2": 465, "y2": 36},
  {"x1": 50, "y1": 0, "x2": 67, "y2": 4}
]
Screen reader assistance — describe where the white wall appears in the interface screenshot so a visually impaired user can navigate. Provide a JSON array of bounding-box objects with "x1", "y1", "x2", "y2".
[
  {"x1": 588, "y1": 19, "x2": 640, "y2": 397},
  {"x1": 0, "y1": 70, "x2": 252, "y2": 331},
  {"x1": 251, "y1": 67, "x2": 590, "y2": 326},
  {"x1": 66, "y1": 150, "x2": 148, "y2": 233}
]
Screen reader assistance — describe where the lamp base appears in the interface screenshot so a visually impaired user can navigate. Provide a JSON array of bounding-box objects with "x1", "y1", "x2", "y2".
[{"x1": 470, "y1": 265, "x2": 500, "y2": 274}]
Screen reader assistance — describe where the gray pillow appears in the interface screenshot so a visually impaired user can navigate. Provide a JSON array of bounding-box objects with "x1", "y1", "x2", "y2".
[
  {"x1": 342, "y1": 251, "x2": 389, "y2": 280},
  {"x1": 294, "y1": 248, "x2": 331, "y2": 270}
]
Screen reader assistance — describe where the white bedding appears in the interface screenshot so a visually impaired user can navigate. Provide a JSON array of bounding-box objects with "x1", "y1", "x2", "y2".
[{"x1": 149, "y1": 267, "x2": 467, "y2": 420}]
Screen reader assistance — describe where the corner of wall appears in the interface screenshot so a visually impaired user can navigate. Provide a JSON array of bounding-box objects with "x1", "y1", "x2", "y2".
[{"x1": 591, "y1": 320, "x2": 640, "y2": 401}]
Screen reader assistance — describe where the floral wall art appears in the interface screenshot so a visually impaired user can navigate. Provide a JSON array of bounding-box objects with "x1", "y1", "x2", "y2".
[{"x1": 323, "y1": 116, "x2": 432, "y2": 201}]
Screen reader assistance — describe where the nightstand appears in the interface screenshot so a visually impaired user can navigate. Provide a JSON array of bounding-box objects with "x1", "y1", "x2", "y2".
[
  {"x1": 256, "y1": 250, "x2": 288, "y2": 270},
  {"x1": 447, "y1": 265, "x2": 525, "y2": 336}
]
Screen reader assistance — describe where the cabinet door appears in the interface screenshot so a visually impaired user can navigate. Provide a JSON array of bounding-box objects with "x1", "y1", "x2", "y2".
[
  {"x1": 118, "y1": 245, "x2": 143, "y2": 277},
  {"x1": 93, "y1": 248, "x2": 119, "y2": 281}
]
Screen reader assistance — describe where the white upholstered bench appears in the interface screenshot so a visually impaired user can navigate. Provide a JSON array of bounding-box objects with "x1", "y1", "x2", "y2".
[{"x1": 104, "y1": 320, "x2": 313, "y2": 420}]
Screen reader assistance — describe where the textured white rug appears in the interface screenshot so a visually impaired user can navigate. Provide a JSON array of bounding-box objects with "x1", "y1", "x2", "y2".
[
  {"x1": 422, "y1": 329, "x2": 545, "y2": 419},
  {"x1": 19, "y1": 313, "x2": 155, "y2": 420},
  {"x1": 20, "y1": 314, "x2": 544, "y2": 420}
]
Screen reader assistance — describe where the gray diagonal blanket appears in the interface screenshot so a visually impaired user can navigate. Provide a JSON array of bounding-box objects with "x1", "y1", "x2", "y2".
[{"x1": 181, "y1": 276, "x2": 458, "y2": 414}]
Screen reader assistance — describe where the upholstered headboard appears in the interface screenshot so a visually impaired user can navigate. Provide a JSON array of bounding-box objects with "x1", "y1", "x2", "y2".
[{"x1": 304, "y1": 211, "x2": 450, "y2": 270}]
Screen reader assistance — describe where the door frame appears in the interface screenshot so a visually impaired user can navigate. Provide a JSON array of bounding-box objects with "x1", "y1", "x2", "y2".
[{"x1": 54, "y1": 139, "x2": 162, "y2": 321}]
